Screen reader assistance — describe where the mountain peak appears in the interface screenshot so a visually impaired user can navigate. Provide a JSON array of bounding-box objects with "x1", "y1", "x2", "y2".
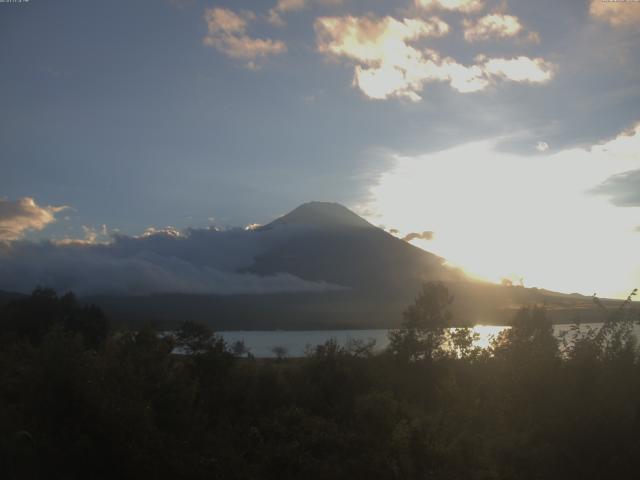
[{"x1": 268, "y1": 202, "x2": 374, "y2": 229}]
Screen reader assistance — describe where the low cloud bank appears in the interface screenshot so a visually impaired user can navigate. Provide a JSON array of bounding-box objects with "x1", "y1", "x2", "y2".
[{"x1": 0, "y1": 226, "x2": 343, "y2": 296}]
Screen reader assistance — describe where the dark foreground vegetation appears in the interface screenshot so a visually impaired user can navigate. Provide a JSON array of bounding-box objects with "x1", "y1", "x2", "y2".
[{"x1": 1, "y1": 285, "x2": 639, "y2": 480}]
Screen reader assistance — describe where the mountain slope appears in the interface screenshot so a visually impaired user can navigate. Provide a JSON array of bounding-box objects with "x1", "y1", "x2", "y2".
[
  {"x1": 249, "y1": 202, "x2": 461, "y2": 292},
  {"x1": 266, "y1": 202, "x2": 375, "y2": 230}
]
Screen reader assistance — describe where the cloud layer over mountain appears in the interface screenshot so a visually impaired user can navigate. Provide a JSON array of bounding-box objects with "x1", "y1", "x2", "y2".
[{"x1": 0, "y1": 225, "x2": 342, "y2": 296}]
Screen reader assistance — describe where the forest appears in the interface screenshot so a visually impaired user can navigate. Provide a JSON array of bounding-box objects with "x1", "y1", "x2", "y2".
[{"x1": 1, "y1": 283, "x2": 639, "y2": 480}]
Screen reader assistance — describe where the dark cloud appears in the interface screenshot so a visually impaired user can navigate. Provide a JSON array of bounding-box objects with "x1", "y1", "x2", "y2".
[
  {"x1": 402, "y1": 231, "x2": 435, "y2": 242},
  {"x1": 590, "y1": 169, "x2": 640, "y2": 207},
  {"x1": 0, "y1": 226, "x2": 343, "y2": 296}
]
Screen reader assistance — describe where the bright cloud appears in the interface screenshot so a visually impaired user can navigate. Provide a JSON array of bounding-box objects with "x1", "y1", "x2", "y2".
[
  {"x1": 55, "y1": 224, "x2": 111, "y2": 246},
  {"x1": 203, "y1": 7, "x2": 286, "y2": 66},
  {"x1": 316, "y1": 15, "x2": 553, "y2": 100},
  {"x1": 316, "y1": 15, "x2": 450, "y2": 63},
  {"x1": 590, "y1": 0, "x2": 640, "y2": 26},
  {"x1": 0, "y1": 197, "x2": 67, "y2": 242},
  {"x1": 415, "y1": 0, "x2": 484, "y2": 13},
  {"x1": 364, "y1": 123, "x2": 640, "y2": 299},
  {"x1": 316, "y1": 15, "x2": 456, "y2": 100},
  {"x1": 482, "y1": 56, "x2": 553, "y2": 83},
  {"x1": 536, "y1": 141, "x2": 549, "y2": 152},
  {"x1": 352, "y1": 50, "x2": 489, "y2": 101},
  {"x1": 464, "y1": 14, "x2": 523, "y2": 41}
]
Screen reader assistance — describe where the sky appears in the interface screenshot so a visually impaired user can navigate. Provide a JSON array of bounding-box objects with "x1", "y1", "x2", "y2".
[{"x1": 1, "y1": 0, "x2": 640, "y2": 298}]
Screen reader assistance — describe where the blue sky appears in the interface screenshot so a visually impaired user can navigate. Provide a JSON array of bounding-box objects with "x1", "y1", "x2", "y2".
[{"x1": 1, "y1": 0, "x2": 640, "y2": 296}]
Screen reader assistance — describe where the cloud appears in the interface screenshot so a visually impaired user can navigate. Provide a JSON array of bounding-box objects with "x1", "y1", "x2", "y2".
[
  {"x1": 316, "y1": 15, "x2": 488, "y2": 101},
  {"x1": 268, "y1": 0, "x2": 306, "y2": 26},
  {"x1": 268, "y1": 0, "x2": 342, "y2": 26},
  {"x1": 0, "y1": 224, "x2": 344, "y2": 296},
  {"x1": 316, "y1": 15, "x2": 450, "y2": 63},
  {"x1": 589, "y1": 0, "x2": 640, "y2": 27},
  {"x1": 481, "y1": 56, "x2": 554, "y2": 83},
  {"x1": 139, "y1": 226, "x2": 183, "y2": 238},
  {"x1": 590, "y1": 123, "x2": 640, "y2": 158},
  {"x1": 415, "y1": 0, "x2": 484, "y2": 13},
  {"x1": 316, "y1": 15, "x2": 554, "y2": 101},
  {"x1": 591, "y1": 169, "x2": 640, "y2": 207},
  {"x1": 0, "y1": 244, "x2": 339, "y2": 296},
  {"x1": 203, "y1": 7, "x2": 286, "y2": 67},
  {"x1": 590, "y1": 124, "x2": 640, "y2": 206},
  {"x1": 55, "y1": 224, "x2": 111, "y2": 246},
  {"x1": 463, "y1": 14, "x2": 524, "y2": 42},
  {"x1": 402, "y1": 231, "x2": 435, "y2": 242},
  {"x1": 0, "y1": 197, "x2": 67, "y2": 242},
  {"x1": 536, "y1": 141, "x2": 549, "y2": 152}
]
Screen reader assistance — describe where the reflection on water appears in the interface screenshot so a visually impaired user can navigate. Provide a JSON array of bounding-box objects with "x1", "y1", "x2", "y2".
[
  {"x1": 467, "y1": 325, "x2": 508, "y2": 349},
  {"x1": 219, "y1": 323, "x2": 640, "y2": 358},
  {"x1": 220, "y1": 325, "x2": 509, "y2": 358}
]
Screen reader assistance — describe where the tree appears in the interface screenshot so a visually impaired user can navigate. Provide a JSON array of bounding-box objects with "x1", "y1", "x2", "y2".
[
  {"x1": 565, "y1": 289, "x2": 639, "y2": 365},
  {"x1": 174, "y1": 320, "x2": 217, "y2": 355},
  {"x1": 491, "y1": 306, "x2": 559, "y2": 363},
  {"x1": 387, "y1": 282, "x2": 454, "y2": 361},
  {"x1": 0, "y1": 288, "x2": 108, "y2": 348},
  {"x1": 271, "y1": 345, "x2": 289, "y2": 361},
  {"x1": 231, "y1": 339, "x2": 252, "y2": 358}
]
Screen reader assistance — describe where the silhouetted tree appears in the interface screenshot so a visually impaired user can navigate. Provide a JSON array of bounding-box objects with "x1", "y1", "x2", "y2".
[
  {"x1": 231, "y1": 339, "x2": 252, "y2": 358},
  {"x1": 2, "y1": 286, "x2": 640, "y2": 480},
  {"x1": 174, "y1": 320, "x2": 218, "y2": 355},
  {"x1": 271, "y1": 345, "x2": 289, "y2": 361},
  {"x1": 0, "y1": 287, "x2": 108, "y2": 348},
  {"x1": 387, "y1": 282, "x2": 454, "y2": 361}
]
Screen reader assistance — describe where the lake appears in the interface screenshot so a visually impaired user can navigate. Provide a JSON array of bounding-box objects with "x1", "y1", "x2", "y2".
[
  {"x1": 218, "y1": 325, "x2": 505, "y2": 358},
  {"x1": 218, "y1": 323, "x2": 640, "y2": 358}
]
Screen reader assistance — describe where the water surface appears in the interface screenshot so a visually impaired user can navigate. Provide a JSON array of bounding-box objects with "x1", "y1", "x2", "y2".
[
  {"x1": 219, "y1": 323, "x2": 640, "y2": 358},
  {"x1": 219, "y1": 326, "x2": 505, "y2": 358}
]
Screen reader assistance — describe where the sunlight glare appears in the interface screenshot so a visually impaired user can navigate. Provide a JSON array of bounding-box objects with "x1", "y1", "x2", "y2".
[{"x1": 364, "y1": 128, "x2": 640, "y2": 298}]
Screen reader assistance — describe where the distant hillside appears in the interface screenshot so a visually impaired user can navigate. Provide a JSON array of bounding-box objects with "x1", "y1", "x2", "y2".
[{"x1": 0, "y1": 290, "x2": 26, "y2": 308}]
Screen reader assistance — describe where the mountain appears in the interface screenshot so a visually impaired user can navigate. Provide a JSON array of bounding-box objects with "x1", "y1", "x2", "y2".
[
  {"x1": 249, "y1": 202, "x2": 460, "y2": 293},
  {"x1": 84, "y1": 202, "x2": 609, "y2": 329},
  {"x1": 266, "y1": 202, "x2": 375, "y2": 230}
]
